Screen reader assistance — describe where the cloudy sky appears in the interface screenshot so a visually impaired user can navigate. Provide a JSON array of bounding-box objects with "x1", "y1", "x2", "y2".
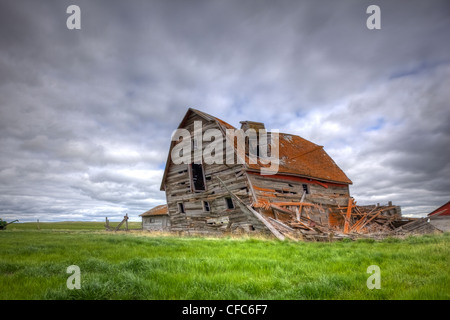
[{"x1": 0, "y1": 0, "x2": 449, "y2": 222}]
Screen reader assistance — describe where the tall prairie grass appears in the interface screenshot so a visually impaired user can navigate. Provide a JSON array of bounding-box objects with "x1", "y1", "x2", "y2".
[{"x1": 0, "y1": 223, "x2": 448, "y2": 300}]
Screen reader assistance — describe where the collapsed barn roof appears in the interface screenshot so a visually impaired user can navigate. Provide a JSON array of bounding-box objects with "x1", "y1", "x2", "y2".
[
  {"x1": 248, "y1": 132, "x2": 352, "y2": 184},
  {"x1": 160, "y1": 108, "x2": 351, "y2": 190}
]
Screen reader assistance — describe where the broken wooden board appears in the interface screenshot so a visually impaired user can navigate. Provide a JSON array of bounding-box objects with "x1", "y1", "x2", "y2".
[
  {"x1": 206, "y1": 216, "x2": 230, "y2": 225},
  {"x1": 217, "y1": 177, "x2": 286, "y2": 241}
]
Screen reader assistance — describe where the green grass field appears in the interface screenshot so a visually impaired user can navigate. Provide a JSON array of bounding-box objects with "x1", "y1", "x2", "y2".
[{"x1": 0, "y1": 222, "x2": 449, "y2": 300}]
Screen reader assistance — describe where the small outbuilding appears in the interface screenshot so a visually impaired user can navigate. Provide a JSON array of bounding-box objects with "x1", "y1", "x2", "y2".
[
  {"x1": 140, "y1": 204, "x2": 170, "y2": 231},
  {"x1": 428, "y1": 201, "x2": 450, "y2": 232}
]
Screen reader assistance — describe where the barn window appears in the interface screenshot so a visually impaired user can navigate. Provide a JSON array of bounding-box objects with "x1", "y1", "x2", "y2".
[
  {"x1": 189, "y1": 163, "x2": 206, "y2": 192},
  {"x1": 177, "y1": 202, "x2": 185, "y2": 213},
  {"x1": 203, "y1": 201, "x2": 210, "y2": 212},
  {"x1": 225, "y1": 197, "x2": 234, "y2": 209},
  {"x1": 302, "y1": 184, "x2": 310, "y2": 194},
  {"x1": 149, "y1": 218, "x2": 155, "y2": 223}
]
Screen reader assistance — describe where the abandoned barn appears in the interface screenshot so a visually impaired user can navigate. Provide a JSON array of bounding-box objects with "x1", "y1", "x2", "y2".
[{"x1": 155, "y1": 108, "x2": 406, "y2": 240}]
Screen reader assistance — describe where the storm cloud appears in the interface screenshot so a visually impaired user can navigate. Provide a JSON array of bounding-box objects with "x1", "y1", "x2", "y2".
[{"x1": 0, "y1": 0, "x2": 449, "y2": 221}]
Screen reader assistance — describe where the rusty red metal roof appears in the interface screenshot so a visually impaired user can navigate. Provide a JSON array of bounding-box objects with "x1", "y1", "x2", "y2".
[
  {"x1": 140, "y1": 204, "x2": 168, "y2": 217},
  {"x1": 246, "y1": 132, "x2": 352, "y2": 184},
  {"x1": 428, "y1": 201, "x2": 450, "y2": 217},
  {"x1": 160, "y1": 108, "x2": 352, "y2": 190},
  {"x1": 212, "y1": 111, "x2": 352, "y2": 184}
]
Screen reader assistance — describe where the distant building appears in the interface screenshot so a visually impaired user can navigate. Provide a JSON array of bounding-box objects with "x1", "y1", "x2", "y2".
[
  {"x1": 428, "y1": 201, "x2": 450, "y2": 232},
  {"x1": 140, "y1": 204, "x2": 170, "y2": 231}
]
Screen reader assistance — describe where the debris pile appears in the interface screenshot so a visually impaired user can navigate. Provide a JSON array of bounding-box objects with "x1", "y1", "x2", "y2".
[
  {"x1": 331, "y1": 198, "x2": 402, "y2": 234},
  {"x1": 252, "y1": 197, "x2": 440, "y2": 241},
  {"x1": 394, "y1": 218, "x2": 442, "y2": 235}
]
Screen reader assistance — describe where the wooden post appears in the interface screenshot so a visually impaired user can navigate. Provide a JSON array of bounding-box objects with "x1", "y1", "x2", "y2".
[
  {"x1": 125, "y1": 214, "x2": 128, "y2": 231},
  {"x1": 299, "y1": 191, "x2": 306, "y2": 221},
  {"x1": 356, "y1": 210, "x2": 382, "y2": 232},
  {"x1": 344, "y1": 198, "x2": 354, "y2": 234}
]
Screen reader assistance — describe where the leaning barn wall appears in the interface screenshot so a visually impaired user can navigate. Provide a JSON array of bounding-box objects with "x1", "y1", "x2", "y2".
[{"x1": 164, "y1": 112, "x2": 268, "y2": 235}]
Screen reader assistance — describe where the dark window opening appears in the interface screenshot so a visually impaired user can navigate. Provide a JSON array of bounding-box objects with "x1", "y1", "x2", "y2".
[
  {"x1": 189, "y1": 163, "x2": 206, "y2": 192},
  {"x1": 302, "y1": 184, "x2": 310, "y2": 194},
  {"x1": 177, "y1": 202, "x2": 185, "y2": 213},
  {"x1": 225, "y1": 197, "x2": 234, "y2": 209},
  {"x1": 203, "y1": 201, "x2": 210, "y2": 212}
]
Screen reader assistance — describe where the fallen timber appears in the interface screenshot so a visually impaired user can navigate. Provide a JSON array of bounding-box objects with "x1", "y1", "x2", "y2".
[
  {"x1": 250, "y1": 195, "x2": 438, "y2": 241},
  {"x1": 170, "y1": 173, "x2": 435, "y2": 241},
  {"x1": 215, "y1": 194, "x2": 432, "y2": 240},
  {"x1": 105, "y1": 214, "x2": 140, "y2": 232},
  {"x1": 217, "y1": 177, "x2": 286, "y2": 240}
]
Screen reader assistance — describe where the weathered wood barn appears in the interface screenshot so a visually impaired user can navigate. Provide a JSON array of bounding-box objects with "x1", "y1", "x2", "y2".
[
  {"x1": 160, "y1": 108, "x2": 365, "y2": 239},
  {"x1": 140, "y1": 204, "x2": 170, "y2": 231}
]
